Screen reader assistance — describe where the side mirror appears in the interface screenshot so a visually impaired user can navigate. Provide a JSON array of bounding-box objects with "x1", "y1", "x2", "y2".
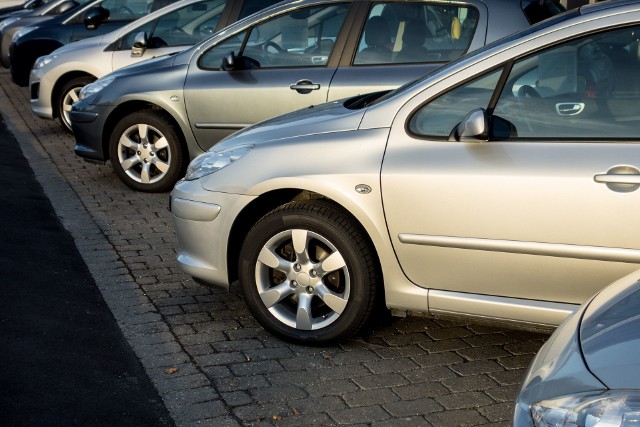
[
  {"x1": 27, "y1": 0, "x2": 45, "y2": 9},
  {"x1": 131, "y1": 31, "x2": 147, "y2": 57},
  {"x1": 451, "y1": 108, "x2": 489, "y2": 142},
  {"x1": 56, "y1": 0, "x2": 78, "y2": 15},
  {"x1": 84, "y1": 6, "x2": 109, "y2": 30},
  {"x1": 221, "y1": 51, "x2": 236, "y2": 71}
]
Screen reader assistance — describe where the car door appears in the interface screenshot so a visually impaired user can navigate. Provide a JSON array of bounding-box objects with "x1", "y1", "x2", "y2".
[
  {"x1": 111, "y1": 0, "x2": 228, "y2": 71},
  {"x1": 183, "y1": 2, "x2": 353, "y2": 149},
  {"x1": 380, "y1": 25, "x2": 640, "y2": 306},
  {"x1": 327, "y1": 0, "x2": 487, "y2": 101}
]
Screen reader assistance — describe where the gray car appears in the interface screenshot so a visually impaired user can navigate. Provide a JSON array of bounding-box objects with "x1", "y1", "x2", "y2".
[
  {"x1": 71, "y1": 0, "x2": 558, "y2": 192},
  {"x1": 169, "y1": 0, "x2": 640, "y2": 344},
  {"x1": 29, "y1": 0, "x2": 281, "y2": 132},
  {"x1": 514, "y1": 268, "x2": 640, "y2": 426}
]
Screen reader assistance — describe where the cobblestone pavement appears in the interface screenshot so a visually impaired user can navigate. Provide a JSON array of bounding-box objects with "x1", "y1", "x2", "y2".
[{"x1": 0, "y1": 69, "x2": 550, "y2": 426}]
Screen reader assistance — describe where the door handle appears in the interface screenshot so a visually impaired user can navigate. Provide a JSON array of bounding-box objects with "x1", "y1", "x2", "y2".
[
  {"x1": 290, "y1": 79, "x2": 320, "y2": 94},
  {"x1": 556, "y1": 102, "x2": 585, "y2": 116},
  {"x1": 594, "y1": 166, "x2": 640, "y2": 192}
]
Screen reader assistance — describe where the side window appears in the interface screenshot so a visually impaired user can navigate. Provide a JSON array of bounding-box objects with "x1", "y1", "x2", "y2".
[
  {"x1": 150, "y1": 0, "x2": 227, "y2": 47},
  {"x1": 494, "y1": 26, "x2": 640, "y2": 139},
  {"x1": 354, "y1": 2, "x2": 478, "y2": 65},
  {"x1": 240, "y1": 4, "x2": 349, "y2": 68},
  {"x1": 199, "y1": 29, "x2": 247, "y2": 69},
  {"x1": 100, "y1": 0, "x2": 150, "y2": 20},
  {"x1": 409, "y1": 68, "x2": 502, "y2": 137},
  {"x1": 237, "y1": 0, "x2": 281, "y2": 20}
]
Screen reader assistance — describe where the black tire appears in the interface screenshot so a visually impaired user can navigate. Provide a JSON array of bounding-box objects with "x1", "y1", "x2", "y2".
[
  {"x1": 57, "y1": 76, "x2": 96, "y2": 132},
  {"x1": 239, "y1": 200, "x2": 380, "y2": 344},
  {"x1": 108, "y1": 109, "x2": 185, "y2": 193}
]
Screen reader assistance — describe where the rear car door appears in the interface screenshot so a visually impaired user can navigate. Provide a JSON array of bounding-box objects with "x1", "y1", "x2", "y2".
[{"x1": 327, "y1": 0, "x2": 488, "y2": 100}]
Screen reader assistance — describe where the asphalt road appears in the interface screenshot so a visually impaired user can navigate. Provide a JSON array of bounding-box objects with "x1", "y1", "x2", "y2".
[
  {"x1": 0, "y1": 113, "x2": 173, "y2": 426},
  {"x1": 0, "y1": 68, "x2": 550, "y2": 426}
]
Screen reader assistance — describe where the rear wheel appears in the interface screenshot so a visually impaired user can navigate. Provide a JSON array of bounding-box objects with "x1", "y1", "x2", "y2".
[
  {"x1": 239, "y1": 200, "x2": 380, "y2": 344},
  {"x1": 108, "y1": 110, "x2": 185, "y2": 192},
  {"x1": 57, "y1": 76, "x2": 96, "y2": 132}
]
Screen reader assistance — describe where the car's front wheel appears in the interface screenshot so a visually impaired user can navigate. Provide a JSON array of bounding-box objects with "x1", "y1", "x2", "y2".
[
  {"x1": 239, "y1": 201, "x2": 380, "y2": 344},
  {"x1": 57, "y1": 76, "x2": 96, "y2": 132},
  {"x1": 108, "y1": 110, "x2": 185, "y2": 192}
]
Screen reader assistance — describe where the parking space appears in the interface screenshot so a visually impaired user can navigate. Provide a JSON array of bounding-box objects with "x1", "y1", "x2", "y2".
[{"x1": 0, "y1": 68, "x2": 549, "y2": 426}]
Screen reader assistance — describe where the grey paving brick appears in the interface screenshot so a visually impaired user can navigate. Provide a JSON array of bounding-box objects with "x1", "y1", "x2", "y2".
[
  {"x1": 478, "y1": 402, "x2": 514, "y2": 423},
  {"x1": 229, "y1": 359, "x2": 284, "y2": 376},
  {"x1": 353, "y1": 373, "x2": 409, "y2": 390},
  {"x1": 392, "y1": 382, "x2": 450, "y2": 400},
  {"x1": 426, "y1": 408, "x2": 488, "y2": 427},
  {"x1": 250, "y1": 384, "x2": 308, "y2": 404},
  {"x1": 442, "y1": 374, "x2": 499, "y2": 393},
  {"x1": 435, "y1": 391, "x2": 494, "y2": 410},
  {"x1": 383, "y1": 397, "x2": 443, "y2": 417},
  {"x1": 330, "y1": 405, "x2": 391, "y2": 425},
  {"x1": 343, "y1": 388, "x2": 400, "y2": 407}
]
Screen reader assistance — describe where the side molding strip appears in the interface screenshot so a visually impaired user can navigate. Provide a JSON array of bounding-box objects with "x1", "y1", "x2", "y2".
[{"x1": 398, "y1": 234, "x2": 640, "y2": 264}]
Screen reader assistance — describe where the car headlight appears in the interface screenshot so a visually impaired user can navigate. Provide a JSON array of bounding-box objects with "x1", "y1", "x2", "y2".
[
  {"x1": 0, "y1": 17, "x2": 20, "y2": 32},
  {"x1": 185, "y1": 145, "x2": 254, "y2": 181},
  {"x1": 78, "y1": 76, "x2": 115, "y2": 100},
  {"x1": 33, "y1": 53, "x2": 58, "y2": 70},
  {"x1": 12, "y1": 25, "x2": 38, "y2": 42},
  {"x1": 531, "y1": 391, "x2": 640, "y2": 427}
]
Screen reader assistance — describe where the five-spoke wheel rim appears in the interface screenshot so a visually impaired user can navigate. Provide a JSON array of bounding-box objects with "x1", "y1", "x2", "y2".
[
  {"x1": 255, "y1": 228, "x2": 351, "y2": 331},
  {"x1": 116, "y1": 123, "x2": 172, "y2": 185}
]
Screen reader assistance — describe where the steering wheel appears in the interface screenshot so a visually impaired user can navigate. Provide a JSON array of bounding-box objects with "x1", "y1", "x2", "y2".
[
  {"x1": 262, "y1": 41, "x2": 284, "y2": 54},
  {"x1": 517, "y1": 85, "x2": 540, "y2": 98}
]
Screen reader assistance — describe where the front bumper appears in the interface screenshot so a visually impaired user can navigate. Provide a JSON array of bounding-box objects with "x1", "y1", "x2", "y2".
[
  {"x1": 29, "y1": 64, "x2": 53, "y2": 119},
  {"x1": 71, "y1": 100, "x2": 112, "y2": 162},
  {"x1": 170, "y1": 178, "x2": 255, "y2": 290}
]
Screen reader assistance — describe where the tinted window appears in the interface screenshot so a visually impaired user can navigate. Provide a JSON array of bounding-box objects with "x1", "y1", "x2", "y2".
[
  {"x1": 521, "y1": 0, "x2": 566, "y2": 25},
  {"x1": 237, "y1": 0, "x2": 281, "y2": 20},
  {"x1": 354, "y1": 2, "x2": 478, "y2": 65},
  {"x1": 409, "y1": 68, "x2": 502, "y2": 137},
  {"x1": 494, "y1": 26, "x2": 640, "y2": 139}
]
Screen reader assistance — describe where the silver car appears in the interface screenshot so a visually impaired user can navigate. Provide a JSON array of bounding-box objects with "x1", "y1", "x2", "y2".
[
  {"x1": 514, "y1": 268, "x2": 640, "y2": 427},
  {"x1": 170, "y1": 0, "x2": 640, "y2": 344},
  {"x1": 30, "y1": 0, "x2": 281, "y2": 131},
  {"x1": 71, "y1": 0, "x2": 556, "y2": 192}
]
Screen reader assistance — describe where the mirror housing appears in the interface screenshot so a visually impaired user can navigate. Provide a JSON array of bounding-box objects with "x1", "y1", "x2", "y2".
[
  {"x1": 56, "y1": 0, "x2": 78, "y2": 15},
  {"x1": 84, "y1": 6, "x2": 109, "y2": 30},
  {"x1": 222, "y1": 51, "x2": 236, "y2": 70},
  {"x1": 221, "y1": 51, "x2": 260, "y2": 71},
  {"x1": 131, "y1": 31, "x2": 147, "y2": 57},
  {"x1": 453, "y1": 108, "x2": 489, "y2": 142}
]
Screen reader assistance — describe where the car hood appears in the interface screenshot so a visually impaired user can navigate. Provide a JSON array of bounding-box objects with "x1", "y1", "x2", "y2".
[
  {"x1": 579, "y1": 269, "x2": 640, "y2": 389},
  {"x1": 51, "y1": 33, "x2": 106, "y2": 55},
  {"x1": 109, "y1": 52, "x2": 177, "y2": 78},
  {"x1": 212, "y1": 99, "x2": 367, "y2": 152}
]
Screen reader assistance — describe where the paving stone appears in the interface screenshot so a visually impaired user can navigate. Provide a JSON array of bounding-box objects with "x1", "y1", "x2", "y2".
[
  {"x1": 343, "y1": 388, "x2": 400, "y2": 407},
  {"x1": 330, "y1": 405, "x2": 391, "y2": 425}
]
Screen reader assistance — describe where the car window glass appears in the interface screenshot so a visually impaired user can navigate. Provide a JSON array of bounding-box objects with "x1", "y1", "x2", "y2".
[
  {"x1": 70, "y1": 0, "x2": 152, "y2": 23},
  {"x1": 125, "y1": 0, "x2": 227, "y2": 49},
  {"x1": 199, "y1": 29, "x2": 247, "y2": 69},
  {"x1": 240, "y1": 3, "x2": 350, "y2": 68},
  {"x1": 354, "y1": 2, "x2": 478, "y2": 65},
  {"x1": 493, "y1": 26, "x2": 640, "y2": 139},
  {"x1": 237, "y1": 0, "x2": 281, "y2": 20},
  {"x1": 409, "y1": 68, "x2": 502, "y2": 137}
]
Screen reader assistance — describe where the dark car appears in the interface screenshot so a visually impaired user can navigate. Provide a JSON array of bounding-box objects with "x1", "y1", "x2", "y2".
[
  {"x1": 0, "y1": 0, "x2": 89, "y2": 68},
  {"x1": 9, "y1": 0, "x2": 179, "y2": 86},
  {"x1": 0, "y1": 0, "x2": 53, "y2": 20}
]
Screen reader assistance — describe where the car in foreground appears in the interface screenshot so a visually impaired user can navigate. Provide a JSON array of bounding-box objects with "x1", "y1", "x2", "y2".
[
  {"x1": 514, "y1": 268, "x2": 640, "y2": 426},
  {"x1": 71, "y1": 0, "x2": 562, "y2": 192},
  {"x1": 9, "y1": 0, "x2": 173, "y2": 86},
  {"x1": 0, "y1": 0, "x2": 88, "y2": 68},
  {"x1": 169, "y1": 0, "x2": 640, "y2": 344},
  {"x1": 29, "y1": 0, "x2": 282, "y2": 132}
]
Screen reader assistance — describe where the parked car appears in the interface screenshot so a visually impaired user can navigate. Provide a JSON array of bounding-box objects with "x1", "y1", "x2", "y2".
[
  {"x1": 8, "y1": 0, "x2": 177, "y2": 86},
  {"x1": 168, "y1": 0, "x2": 640, "y2": 344},
  {"x1": 514, "y1": 269, "x2": 640, "y2": 427},
  {"x1": 70, "y1": 0, "x2": 563, "y2": 192},
  {"x1": 0, "y1": 0, "x2": 54, "y2": 20},
  {"x1": 0, "y1": 0, "x2": 89, "y2": 68},
  {"x1": 29, "y1": 0, "x2": 282, "y2": 132}
]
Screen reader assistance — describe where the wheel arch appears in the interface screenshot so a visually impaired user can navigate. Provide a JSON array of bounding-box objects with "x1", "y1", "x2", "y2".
[
  {"x1": 102, "y1": 101, "x2": 188, "y2": 164},
  {"x1": 51, "y1": 71, "x2": 96, "y2": 119},
  {"x1": 227, "y1": 189, "x2": 384, "y2": 300}
]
